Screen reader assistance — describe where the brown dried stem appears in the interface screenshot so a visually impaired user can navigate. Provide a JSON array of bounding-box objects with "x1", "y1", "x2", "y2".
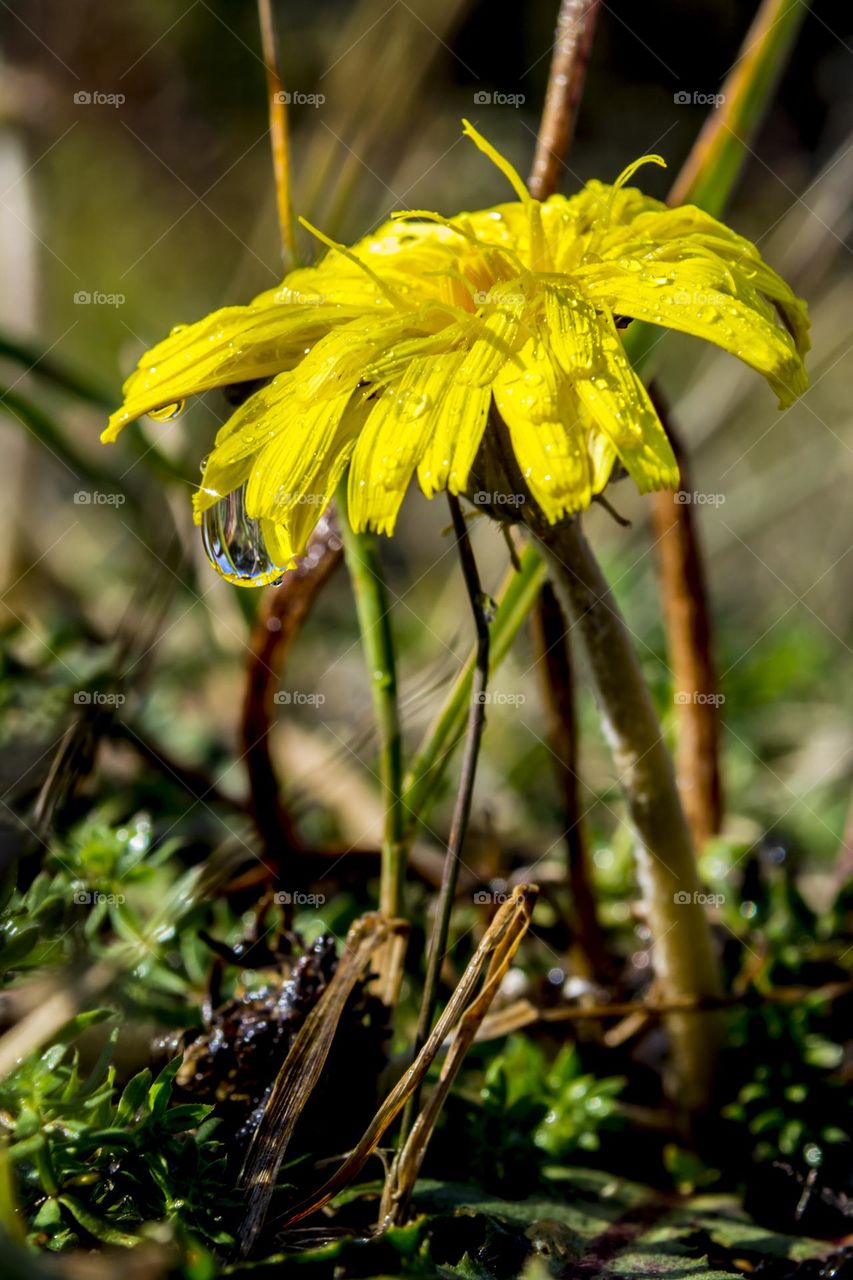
[
  {"x1": 527, "y1": 0, "x2": 601, "y2": 200},
  {"x1": 531, "y1": 583, "x2": 611, "y2": 979},
  {"x1": 240, "y1": 512, "x2": 343, "y2": 883},
  {"x1": 257, "y1": 0, "x2": 298, "y2": 265},
  {"x1": 649, "y1": 394, "x2": 723, "y2": 847}
]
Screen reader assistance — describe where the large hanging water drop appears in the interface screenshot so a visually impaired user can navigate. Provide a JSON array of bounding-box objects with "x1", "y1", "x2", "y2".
[{"x1": 201, "y1": 484, "x2": 287, "y2": 588}]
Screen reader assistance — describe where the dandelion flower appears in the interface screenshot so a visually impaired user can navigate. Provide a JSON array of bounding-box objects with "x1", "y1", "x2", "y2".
[{"x1": 103, "y1": 121, "x2": 809, "y2": 584}]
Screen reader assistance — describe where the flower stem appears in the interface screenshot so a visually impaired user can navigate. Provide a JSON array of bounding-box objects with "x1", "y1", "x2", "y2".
[
  {"x1": 338, "y1": 497, "x2": 405, "y2": 927},
  {"x1": 399, "y1": 494, "x2": 491, "y2": 1138},
  {"x1": 536, "y1": 517, "x2": 722, "y2": 1109}
]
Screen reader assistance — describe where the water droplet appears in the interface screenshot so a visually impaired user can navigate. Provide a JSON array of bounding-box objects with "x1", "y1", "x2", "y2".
[
  {"x1": 169, "y1": 323, "x2": 189, "y2": 337},
  {"x1": 477, "y1": 592, "x2": 498, "y2": 623},
  {"x1": 201, "y1": 484, "x2": 288, "y2": 588},
  {"x1": 148, "y1": 400, "x2": 185, "y2": 421},
  {"x1": 396, "y1": 388, "x2": 431, "y2": 418}
]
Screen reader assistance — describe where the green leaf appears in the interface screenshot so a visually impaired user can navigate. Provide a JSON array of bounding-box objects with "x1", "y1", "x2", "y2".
[
  {"x1": 56, "y1": 1195, "x2": 141, "y2": 1248},
  {"x1": 115, "y1": 1068, "x2": 152, "y2": 1126}
]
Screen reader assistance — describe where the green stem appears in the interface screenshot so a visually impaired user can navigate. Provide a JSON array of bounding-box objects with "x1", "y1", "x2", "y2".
[
  {"x1": 338, "y1": 487, "x2": 405, "y2": 920},
  {"x1": 669, "y1": 0, "x2": 811, "y2": 216},
  {"x1": 536, "y1": 518, "x2": 722, "y2": 1108}
]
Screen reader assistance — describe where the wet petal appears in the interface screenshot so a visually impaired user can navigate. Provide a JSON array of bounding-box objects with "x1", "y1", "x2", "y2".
[
  {"x1": 349, "y1": 356, "x2": 457, "y2": 535},
  {"x1": 493, "y1": 337, "x2": 591, "y2": 521}
]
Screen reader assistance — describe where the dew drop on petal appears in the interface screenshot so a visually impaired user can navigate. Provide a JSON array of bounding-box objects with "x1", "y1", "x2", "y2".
[
  {"x1": 201, "y1": 483, "x2": 288, "y2": 588},
  {"x1": 148, "y1": 401, "x2": 185, "y2": 421}
]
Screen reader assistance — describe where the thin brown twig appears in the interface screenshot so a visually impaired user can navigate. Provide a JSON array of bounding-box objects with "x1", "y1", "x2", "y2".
[
  {"x1": 257, "y1": 0, "x2": 298, "y2": 265},
  {"x1": 475, "y1": 979, "x2": 853, "y2": 1039},
  {"x1": 649, "y1": 389, "x2": 723, "y2": 847},
  {"x1": 240, "y1": 511, "x2": 343, "y2": 885},
  {"x1": 531, "y1": 583, "x2": 612, "y2": 979},
  {"x1": 396, "y1": 493, "x2": 491, "y2": 1145},
  {"x1": 527, "y1": 0, "x2": 601, "y2": 200}
]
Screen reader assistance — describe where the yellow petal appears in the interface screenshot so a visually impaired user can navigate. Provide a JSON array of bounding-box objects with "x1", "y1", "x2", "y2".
[
  {"x1": 102, "y1": 301, "x2": 361, "y2": 441},
  {"x1": 493, "y1": 337, "x2": 590, "y2": 521},
  {"x1": 417, "y1": 356, "x2": 491, "y2": 498},
  {"x1": 457, "y1": 284, "x2": 527, "y2": 386},
  {"x1": 570, "y1": 315, "x2": 679, "y2": 494},
  {"x1": 245, "y1": 390, "x2": 357, "y2": 522},
  {"x1": 576, "y1": 259, "x2": 807, "y2": 407},
  {"x1": 348, "y1": 356, "x2": 457, "y2": 535}
]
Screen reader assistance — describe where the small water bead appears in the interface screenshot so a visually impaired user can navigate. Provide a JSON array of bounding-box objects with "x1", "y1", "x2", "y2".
[
  {"x1": 477, "y1": 592, "x2": 498, "y2": 623},
  {"x1": 148, "y1": 400, "x2": 185, "y2": 422},
  {"x1": 169, "y1": 323, "x2": 189, "y2": 337},
  {"x1": 395, "y1": 388, "x2": 431, "y2": 419},
  {"x1": 201, "y1": 483, "x2": 288, "y2": 588}
]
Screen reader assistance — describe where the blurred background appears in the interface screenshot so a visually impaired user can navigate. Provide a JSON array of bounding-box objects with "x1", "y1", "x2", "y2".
[{"x1": 1, "y1": 0, "x2": 852, "y2": 914}]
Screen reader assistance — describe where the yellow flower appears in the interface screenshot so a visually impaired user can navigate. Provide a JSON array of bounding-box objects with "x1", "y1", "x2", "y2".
[{"x1": 104, "y1": 122, "x2": 809, "y2": 584}]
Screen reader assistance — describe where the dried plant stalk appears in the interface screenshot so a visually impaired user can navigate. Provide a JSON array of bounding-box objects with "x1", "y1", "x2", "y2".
[
  {"x1": 379, "y1": 884, "x2": 536, "y2": 1224},
  {"x1": 275, "y1": 885, "x2": 537, "y2": 1233},
  {"x1": 649, "y1": 405, "x2": 723, "y2": 848},
  {"x1": 237, "y1": 912, "x2": 406, "y2": 1256}
]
